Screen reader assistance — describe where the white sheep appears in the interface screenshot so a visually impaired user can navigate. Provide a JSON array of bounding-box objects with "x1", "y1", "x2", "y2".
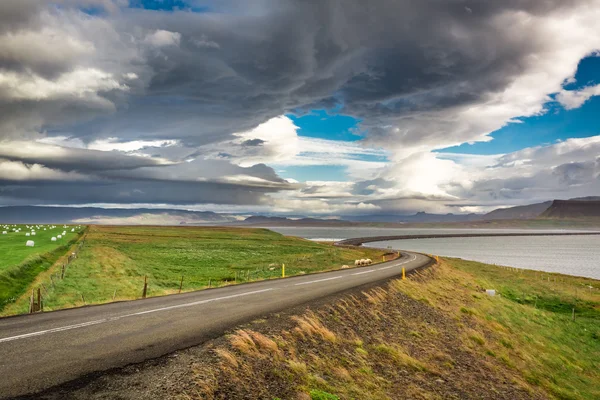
[
  {"x1": 57, "y1": 235, "x2": 62, "y2": 239},
  {"x1": 31, "y1": 232, "x2": 36, "y2": 236},
  {"x1": 354, "y1": 260, "x2": 360, "y2": 266},
  {"x1": 71, "y1": 228, "x2": 74, "y2": 232},
  {"x1": 2, "y1": 231, "x2": 6, "y2": 235},
  {"x1": 26, "y1": 240, "x2": 35, "y2": 247},
  {"x1": 51, "y1": 237, "x2": 57, "y2": 242},
  {"x1": 366, "y1": 259, "x2": 372, "y2": 265},
  {"x1": 25, "y1": 233, "x2": 30, "y2": 237}
]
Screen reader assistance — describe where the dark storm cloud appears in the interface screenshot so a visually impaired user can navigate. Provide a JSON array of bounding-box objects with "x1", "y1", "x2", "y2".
[
  {"x1": 1, "y1": 0, "x2": 585, "y2": 144},
  {"x1": 1, "y1": 0, "x2": 599, "y2": 210},
  {"x1": 0, "y1": 179, "x2": 275, "y2": 205},
  {"x1": 0, "y1": 142, "x2": 171, "y2": 172}
]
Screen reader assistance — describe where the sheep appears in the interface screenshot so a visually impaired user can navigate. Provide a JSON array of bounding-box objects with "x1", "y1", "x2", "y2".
[
  {"x1": 341, "y1": 265, "x2": 350, "y2": 269},
  {"x1": 71, "y1": 228, "x2": 74, "y2": 232},
  {"x1": 51, "y1": 237, "x2": 57, "y2": 242},
  {"x1": 354, "y1": 260, "x2": 361, "y2": 266},
  {"x1": 2, "y1": 231, "x2": 6, "y2": 235},
  {"x1": 25, "y1": 233, "x2": 30, "y2": 237},
  {"x1": 57, "y1": 235, "x2": 62, "y2": 239},
  {"x1": 31, "y1": 232, "x2": 36, "y2": 236},
  {"x1": 26, "y1": 240, "x2": 35, "y2": 247},
  {"x1": 366, "y1": 259, "x2": 372, "y2": 265}
]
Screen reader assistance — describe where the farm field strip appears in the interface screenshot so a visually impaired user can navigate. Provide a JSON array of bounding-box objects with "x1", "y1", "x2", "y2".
[{"x1": 1, "y1": 225, "x2": 386, "y2": 315}]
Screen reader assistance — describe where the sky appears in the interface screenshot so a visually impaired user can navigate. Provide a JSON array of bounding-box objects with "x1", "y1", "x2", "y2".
[{"x1": 0, "y1": 0, "x2": 600, "y2": 216}]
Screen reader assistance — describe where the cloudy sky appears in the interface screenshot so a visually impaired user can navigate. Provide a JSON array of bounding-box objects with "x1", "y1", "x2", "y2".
[{"x1": 1, "y1": 0, "x2": 600, "y2": 216}]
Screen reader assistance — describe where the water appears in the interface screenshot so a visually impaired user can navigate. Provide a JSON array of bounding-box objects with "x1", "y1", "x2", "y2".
[{"x1": 266, "y1": 227, "x2": 600, "y2": 279}]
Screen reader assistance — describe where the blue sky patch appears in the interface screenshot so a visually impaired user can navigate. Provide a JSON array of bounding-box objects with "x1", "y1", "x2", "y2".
[
  {"x1": 441, "y1": 56, "x2": 600, "y2": 155},
  {"x1": 277, "y1": 165, "x2": 348, "y2": 182},
  {"x1": 288, "y1": 110, "x2": 362, "y2": 142}
]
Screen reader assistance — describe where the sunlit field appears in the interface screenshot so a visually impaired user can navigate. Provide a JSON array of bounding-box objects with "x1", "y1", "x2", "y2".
[
  {"x1": 0, "y1": 224, "x2": 85, "y2": 311},
  {"x1": 1, "y1": 225, "x2": 385, "y2": 315}
]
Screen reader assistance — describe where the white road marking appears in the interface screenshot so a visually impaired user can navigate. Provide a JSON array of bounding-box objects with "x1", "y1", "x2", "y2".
[
  {"x1": 294, "y1": 276, "x2": 342, "y2": 286},
  {"x1": 0, "y1": 253, "x2": 424, "y2": 344},
  {"x1": 351, "y1": 269, "x2": 375, "y2": 275},
  {"x1": 0, "y1": 288, "x2": 274, "y2": 344}
]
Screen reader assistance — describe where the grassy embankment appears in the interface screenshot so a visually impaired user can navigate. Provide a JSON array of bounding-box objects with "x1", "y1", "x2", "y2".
[
  {"x1": 195, "y1": 258, "x2": 599, "y2": 400},
  {"x1": 2, "y1": 225, "x2": 385, "y2": 315},
  {"x1": 0, "y1": 225, "x2": 84, "y2": 312}
]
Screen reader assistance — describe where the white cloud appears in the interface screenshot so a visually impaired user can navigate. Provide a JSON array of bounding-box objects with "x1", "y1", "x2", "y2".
[
  {"x1": 144, "y1": 29, "x2": 182, "y2": 47},
  {"x1": 0, "y1": 159, "x2": 89, "y2": 181},
  {"x1": 87, "y1": 138, "x2": 178, "y2": 152},
  {"x1": 556, "y1": 83, "x2": 600, "y2": 110},
  {"x1": 0, "y1": 68, "x2": 128, "y2": 101}
]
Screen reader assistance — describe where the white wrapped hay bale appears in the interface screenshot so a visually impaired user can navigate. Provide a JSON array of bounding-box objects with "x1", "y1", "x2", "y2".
[{"x1": 26, "y1": 240, "x2": 35, "y2": 247}]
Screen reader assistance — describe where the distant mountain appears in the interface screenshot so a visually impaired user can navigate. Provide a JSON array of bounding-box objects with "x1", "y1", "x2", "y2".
[
  {"x1": 540, "y1": 200, "x2": 600, "y2": 219},
  {"x1": 483, "y1": 201, "x2": 553, "y2": 220},
  {"x1": 241, "y1": 216, "x2": 355, "y2": 226},
  {"x1": 346, "y1": 212, "x2": 481, "y2": 223},
  {"x1": 569, "y1": 196, "x2": 600, "y2": 201},
  {"x1": 0, "y1": 206, "x2": 237, "y2": 225}
]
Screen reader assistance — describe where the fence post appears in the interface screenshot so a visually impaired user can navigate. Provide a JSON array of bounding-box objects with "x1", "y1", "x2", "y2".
[
  {"x1": 29, "y1": 289, "x2": 34, "y2": 314},
  {"x1": 282, "y1": 264, "x2": 285, "y2": 278},
  {"x1": 142, "y1": 276, "x2": 148, "y2": 299},
  {"x1": 179, "y1": 275, "x2": 184, "y2": 294},
  {"x1": 208, "y1": 278, "x2": 212, "y2": 288},
  {"x1": 112, "y1": 289, "x2": 117, "y2": 301},
  {"x1": 38, "y1": 288, "x2": 42, "y2": 312},
  {"x1": 61, "y1": 264, "x2": 65, "y2": 279},
  {"x1": 402, "y1": 267, "x2": 406, "y2": 280}
]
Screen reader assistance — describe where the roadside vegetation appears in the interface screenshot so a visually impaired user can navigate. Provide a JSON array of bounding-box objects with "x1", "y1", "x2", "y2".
[
  {"x1": 192, "y1": 258, "x2": 599, "y2": 399},
  {"x1": 0, "y1": 225, "x2": 84, "y2": 312},
  {"x1": 2, "y1": 225, "x2": 385, "y2": 315}
]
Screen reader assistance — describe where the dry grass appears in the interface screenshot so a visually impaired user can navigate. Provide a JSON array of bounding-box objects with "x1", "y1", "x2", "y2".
[{"x1": 186, "y1": 260, "x2": 558, "y2": 400}]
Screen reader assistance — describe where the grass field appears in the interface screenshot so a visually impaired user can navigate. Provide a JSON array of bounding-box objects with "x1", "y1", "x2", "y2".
[
  {"x1": 1, "y1": 225, "x2": 385, "y2": 315},
  {"x1": 0, "y1": 224, "x2": 82, "y2": 271},
  {"x1": 0, "y1": 224, "x2": 85, "y2": 311},
  {"x1": 196, "y1": 257, "x2": 599, "y2": 400}
]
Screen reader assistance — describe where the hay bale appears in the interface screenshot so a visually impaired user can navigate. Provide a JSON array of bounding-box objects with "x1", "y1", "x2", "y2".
[{"x1": 26, "y1": 240, "x2": 35, "y2": 247}]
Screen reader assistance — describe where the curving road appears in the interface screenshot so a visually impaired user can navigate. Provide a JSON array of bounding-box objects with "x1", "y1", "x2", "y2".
[{"x1": 0, "y1": 250, "x2": 431, "y2": 399}]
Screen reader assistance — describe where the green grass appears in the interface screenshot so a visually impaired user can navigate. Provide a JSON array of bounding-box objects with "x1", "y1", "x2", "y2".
[
  {"x1": 4, "y1": 225, "x2": 384, "y2": 314},
  {"x1": 0, "y1": 224, "x2": 85, "y2": 311},
  {"x1": 398, "y1": 258, "x2": 600, "y2": 400},
  {"x1": 0, "y1": 224, "x2": 82, "y2": 272}
]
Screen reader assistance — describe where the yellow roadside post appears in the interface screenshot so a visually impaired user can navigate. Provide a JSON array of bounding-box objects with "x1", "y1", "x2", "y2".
[
  {"x1": 282, "y1": 263, "x2": 285, "y2": 278},
  {"x1": 402, "y1": 267, "x2": 406, "y2": 280},
  {"x1": 382, "y1": 255, "x2": 385, "y2": 262}
]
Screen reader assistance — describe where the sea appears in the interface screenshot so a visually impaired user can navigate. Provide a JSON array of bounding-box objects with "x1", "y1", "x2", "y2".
[{"x1": 265, "y1": 227, "x2": 600, "y2": 280}]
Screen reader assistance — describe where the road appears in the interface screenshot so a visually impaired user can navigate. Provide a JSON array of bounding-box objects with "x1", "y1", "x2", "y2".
[{"x1": 0, "y1": 251, "x2": 430, "y2": 399}]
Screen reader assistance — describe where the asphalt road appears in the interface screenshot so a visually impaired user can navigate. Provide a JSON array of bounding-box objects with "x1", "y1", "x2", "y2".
[{"x1": 0, "y1": 251, "x2": 430, "y2": 399}]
